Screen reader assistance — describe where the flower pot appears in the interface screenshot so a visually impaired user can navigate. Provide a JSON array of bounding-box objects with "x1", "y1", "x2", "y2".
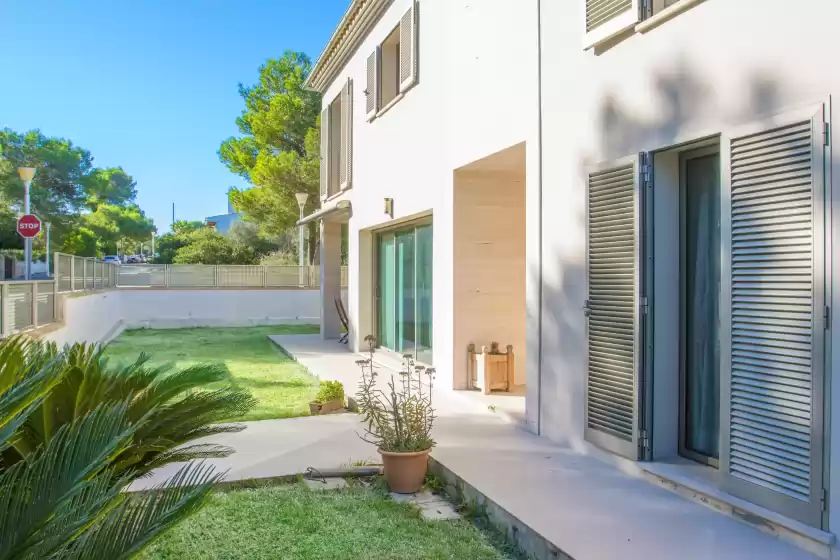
[
  {"x1": 378, "y1": 448, "x2": 432, "y2": 494},
  {"x1": 309, "y1": 398, "x2": 344, "y2": 415}
]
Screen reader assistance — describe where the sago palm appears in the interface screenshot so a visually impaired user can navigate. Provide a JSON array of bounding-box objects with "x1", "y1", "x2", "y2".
[
  {"x1": 7, "y1": 339, "x2": 256, "y2": 477},
  {"x1": 0, "y1": 336, "x2": 226, "y2": 559}
]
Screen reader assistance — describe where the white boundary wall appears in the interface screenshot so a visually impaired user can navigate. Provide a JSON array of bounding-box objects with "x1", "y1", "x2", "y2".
[{"x1": 40, "y1": 289, "x2": 336, "y2": 346}]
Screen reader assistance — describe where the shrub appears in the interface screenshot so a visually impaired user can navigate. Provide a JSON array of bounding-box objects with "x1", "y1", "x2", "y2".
[
  {"x1": 0, "y1": 336, "x2": 222, "y2": 559},
  {"x1": 315, "y1": 380, "x2": 344, "y2": 404},
  {"x1": 4, "y1": 338, "x2": 256, "y2": 478},
  {"x1": 355, "y1": 336, "x2": 436, "y2": 453}
]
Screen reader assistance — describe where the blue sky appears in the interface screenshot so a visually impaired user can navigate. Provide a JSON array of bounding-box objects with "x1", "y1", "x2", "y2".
[{"x1": 0, "y1": 0, "x2": 346, "y2": 232}]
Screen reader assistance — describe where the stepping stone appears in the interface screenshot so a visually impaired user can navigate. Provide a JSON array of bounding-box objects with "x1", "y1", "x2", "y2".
[
  {"x1": 389, "y1": 490, "x2": 460, "y2": 520},
  {"x1": 305, "y1": 477, "x2": 348, "y2": 491}
]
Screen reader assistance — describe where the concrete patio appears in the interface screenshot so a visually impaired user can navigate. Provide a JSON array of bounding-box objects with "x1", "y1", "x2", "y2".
[{"x1": 141, "y1": 334, "x2": 817, "y2": 559}]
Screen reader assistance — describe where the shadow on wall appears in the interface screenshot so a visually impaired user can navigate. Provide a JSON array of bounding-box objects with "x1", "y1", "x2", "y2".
[{"x1": 534, "y1": 58, "x2": 798, "y2": 448}]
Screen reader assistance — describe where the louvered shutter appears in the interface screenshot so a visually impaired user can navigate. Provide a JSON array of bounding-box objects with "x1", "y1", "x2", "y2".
[
  {"x1": 365, "y1": 49, "x2": 379, "y2": 120},
  {"x1": 585, "y1": 155, "x2": 646, "y2": 459},
  {"x1": 340, "y1": 78, "x2": 353, "y2": 190},
  {"x1": 583, "y1": 0, "x2": 640, "y2": 50},
  {"x1": 721, "y1": 109, "x2": 826, "y2": 527},
  {"x1": 399, "y1": 2, "x2": 418, "y2": 92},
  {"x1": 320, "y1": 106, "x2": 329, "y2": 201}
]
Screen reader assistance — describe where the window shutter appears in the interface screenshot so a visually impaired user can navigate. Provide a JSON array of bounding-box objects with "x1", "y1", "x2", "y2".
[
  {"x1": 340, "y1": 78, "x2": 353, "y2": 190},
  {"x1": 320, "y1": 106, "x2": 329, "y2": 201},
  {"x1": 720, "y1": 109, "x2": 827, "y2": 527},
  {"x1": 585, "y1": 155, "x2": 646, "y2": 459},
  {"x1": 583, "y1": 0, "x2": 640, "y2": 50},
  {"x1": 365, "y1": 48, "x2": 379, "y2": 120},
  {"x1": 399, "y1": 2, "x2": 418, "y2": 92}
]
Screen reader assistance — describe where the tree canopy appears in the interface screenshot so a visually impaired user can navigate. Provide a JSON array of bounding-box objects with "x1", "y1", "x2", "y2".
[
  {"x1": 219, "y1": 51, "x2": 321, "y2": 263},
  {"x1": 0, "y1": 128, "x2": 155, "y2": 256}
]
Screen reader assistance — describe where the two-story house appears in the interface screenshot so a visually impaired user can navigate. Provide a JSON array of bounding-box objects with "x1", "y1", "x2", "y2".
[{"x1": 302, "y1": 0, "x2": 840, "y2": 556}]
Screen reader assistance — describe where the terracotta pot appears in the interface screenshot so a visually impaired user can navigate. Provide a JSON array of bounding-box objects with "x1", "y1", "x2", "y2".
[{"x1": 379, "y1": 448, "x2": 432, "y2": 493}]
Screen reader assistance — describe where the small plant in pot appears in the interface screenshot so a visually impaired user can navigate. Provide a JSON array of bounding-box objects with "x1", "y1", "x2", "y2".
[
  {"x1": 356, "y1": 335, "x2": 436, "y2": 493},
  {"x1": 309, "y1": 380, "x2": 345, "y2": 415}
]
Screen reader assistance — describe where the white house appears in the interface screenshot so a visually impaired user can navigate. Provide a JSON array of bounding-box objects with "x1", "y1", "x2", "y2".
[{"x1": 303, "y1": 0, "x2": 840, "y2": 556}]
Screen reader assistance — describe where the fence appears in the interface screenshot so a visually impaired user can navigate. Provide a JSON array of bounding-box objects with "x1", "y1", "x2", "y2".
[
  {"x1": 0, "y1": 280, "x2": 59, "y2": 337},
  {"x1": 55, "y1": 253, "x2": 119, "y2": 293},
  {"x1": 1, "y1": 255, "x2": 347, "y2": 337},
  {"x1": 116, "y1": 264, "x2": 349, "y2": 289}
]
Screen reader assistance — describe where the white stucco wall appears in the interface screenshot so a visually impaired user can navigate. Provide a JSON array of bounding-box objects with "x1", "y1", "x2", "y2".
[
  {"x1": 40, "y1": 289, "x2": 326, "y2": 346},
  {"x1": 320, "y1": 0, "x2": 539, "y2": 392},
  {"x1": 536, "y1": 0, "x2": 840, "y2": 545}
]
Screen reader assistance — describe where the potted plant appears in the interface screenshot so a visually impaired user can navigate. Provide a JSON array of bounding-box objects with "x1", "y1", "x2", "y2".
[
  {"x1": 309, "y1": 380, "x2": 345, "y2": 415},
  {"x1": 356, "y1": 335, "x2": 436, "y2": 493}
]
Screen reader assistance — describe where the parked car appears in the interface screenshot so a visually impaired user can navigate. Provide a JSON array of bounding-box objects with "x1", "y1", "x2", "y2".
[{"x1": 102, "y1": 255, "x2": 120, "y2": 264}]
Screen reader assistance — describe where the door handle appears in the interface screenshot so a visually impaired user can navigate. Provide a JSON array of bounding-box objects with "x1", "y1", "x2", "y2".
[{"x1": 583, "y1": 300, "x2": 592, "y2": 317}]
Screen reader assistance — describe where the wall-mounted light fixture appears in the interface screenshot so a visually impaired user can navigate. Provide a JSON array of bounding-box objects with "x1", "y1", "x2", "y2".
[{"x1": 384, "y1": 198, "x2": 394, "y2": 218}]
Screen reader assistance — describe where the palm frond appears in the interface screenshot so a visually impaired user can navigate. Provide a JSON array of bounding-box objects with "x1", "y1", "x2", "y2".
[
  {"x1": 0, "y1": 402, "x2": 135, "y2": 560},
  {"x1": 62, "y1": 462, "x2": 223, "y2": 560},
  {"x1": 134, "y1": 444, "x2": 235, "y2": 474}
]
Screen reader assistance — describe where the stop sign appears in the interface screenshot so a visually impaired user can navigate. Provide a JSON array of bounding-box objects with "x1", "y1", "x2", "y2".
[{"x1": 17, "y1": 214, "x2": 42, "y2": 238}]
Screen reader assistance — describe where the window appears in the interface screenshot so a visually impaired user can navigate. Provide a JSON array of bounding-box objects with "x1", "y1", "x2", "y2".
[
  {"x1": 380, "y1": 26, "x2": 401, "y2": 109},
  {"x1": 365, "y1": 2, "x2": 417, "y2": 120},
  {"x1": 319, "y1": 78, "x2": 353, "y2": 200},
  {"x1": 583, "y1": 0, "x2": 702, "y2": 49}
]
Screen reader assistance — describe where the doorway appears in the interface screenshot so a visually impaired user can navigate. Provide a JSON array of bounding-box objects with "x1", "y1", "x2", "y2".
[
  {"x1": 376, "y1": 221, "x2": 433, "y2": 364},
  {"x1": 678, "y1": 147, "x2": 721, "y2": 466}
]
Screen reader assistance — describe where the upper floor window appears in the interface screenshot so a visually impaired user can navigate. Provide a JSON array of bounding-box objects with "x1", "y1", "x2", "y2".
[
  {"x1": 365, "y1": 2, "x2": 418, "y2": 121},
  {"x1": 320, "y1": 78, "x2": 353, "y2": 200},
  {"x1": 583, "y1": 0, "x2": 701, "y2": 49}
]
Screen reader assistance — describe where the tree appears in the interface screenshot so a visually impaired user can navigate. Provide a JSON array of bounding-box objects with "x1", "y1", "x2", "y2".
[
  {"x1": 227, "y1": 220, "x2": 284, "y2": 258},
  {"x1": 172, "y1": 220, "x2": 204, "y2": 235},
  {"x1": 82, "y1": 167, "x2": 137, "y2": 210},
  {"x1": 172, "y1": 229, "x2": 257, "y2": 265},
  {"x1": 154, "y1": 231, "x2": 189, "y2": 264},
  {"x1": 219, "y1": 52, "x2": 321, "y2": 264},
  {"x1": 60, "y1": 227, "x2": 99, "y2": 257},
  {"x1": 84, "y1": 203, "x2": 155, "y2": 254}
]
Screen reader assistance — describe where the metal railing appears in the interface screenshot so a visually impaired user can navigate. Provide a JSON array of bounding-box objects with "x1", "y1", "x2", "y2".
[
  {"x1": 116, "y1": 264, "x2": 349, "y2": 289},
  {"x1": 0, "y1": 280, "x2": 58, "y2": 337},
  {"x1": 55, "y1": 253, "x2": 119, "y2": 293}
]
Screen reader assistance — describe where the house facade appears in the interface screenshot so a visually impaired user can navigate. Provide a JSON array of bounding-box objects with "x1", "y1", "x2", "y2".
[{"x1": 304, "y1": 0, "x2": 840, "y2": 555}]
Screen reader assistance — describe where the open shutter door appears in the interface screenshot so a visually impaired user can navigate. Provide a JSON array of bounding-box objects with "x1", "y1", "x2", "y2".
[
  {"x1": 320, "y1": 107, "x2": 329, "y2": 201},
  {"x1": 340, "y1": 78, "x2": 353, "y2": 191},
  {"x1": 721, "y1": 108, "x2": 827, "y2": 527},
  {"x1": 365, "y1": 49, "x2": 379, "y2": 120},
  {"x1": 583, "y1": 0, "x2": 640, "y2": 50},
  {"x1": 585, "y1": 155, "x2": 646, "y2": 459},
  {"x1": 399, "y1": 2, "x2": 418, "y2": 92}
]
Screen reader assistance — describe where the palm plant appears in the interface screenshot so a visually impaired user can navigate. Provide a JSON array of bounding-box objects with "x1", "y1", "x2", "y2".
[
  {"x1": 0, "y1": 336, "x2": 229, "y2": 559},
  {"x1": 6, "y1": 339, "x2": 256, "y2": 477}
]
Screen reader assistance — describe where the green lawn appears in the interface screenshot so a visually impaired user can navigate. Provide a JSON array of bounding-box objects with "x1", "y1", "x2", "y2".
[
  {"x1": 104, "y1": 325, "x2": 320, "y2": 421},
  {"x1": 141, "y1": 484, "x2": 517, "y2": 560}
]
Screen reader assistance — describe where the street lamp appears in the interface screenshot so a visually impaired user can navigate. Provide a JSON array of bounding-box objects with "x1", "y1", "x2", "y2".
[
  {"x1": 18, "y1": 167, "x2": 36, "y2": 280},
  {"x1": 295, "y1": 192, "x2": 309, "y2": 286},
  {"x1": 45, "y1": 222, "x2": 51, "y2": 277}
]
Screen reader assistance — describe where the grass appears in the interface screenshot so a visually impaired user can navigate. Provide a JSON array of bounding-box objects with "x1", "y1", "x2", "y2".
[
  {"x1": 104, "y1": 325, "x2": 321, "y2": 421},
  {"x1": 140, "y1": 483, "x2": 517, "y2": 560}
]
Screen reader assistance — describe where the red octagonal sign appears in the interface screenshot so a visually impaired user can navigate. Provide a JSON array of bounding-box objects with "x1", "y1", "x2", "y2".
[{"x1": 17, "y1": 214, "x2": 42, "y2": 238}]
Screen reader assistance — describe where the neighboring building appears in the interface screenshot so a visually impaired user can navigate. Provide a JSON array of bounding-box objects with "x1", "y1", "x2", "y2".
[
  {"x1": 303, "y1": 0, "x2": 840, "y2": 555},
  {"x1": 205, "y1": 201, "x2": 242, "y2": 234}
]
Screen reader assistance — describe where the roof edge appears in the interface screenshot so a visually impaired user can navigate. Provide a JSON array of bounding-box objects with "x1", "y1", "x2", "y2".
[{"x1": 305, "y1": 0, "x2": 394, "y2": 93}]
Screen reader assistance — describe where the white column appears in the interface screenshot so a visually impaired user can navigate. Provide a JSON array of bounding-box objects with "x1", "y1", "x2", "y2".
[{"x1": 320, "y1": 220, "x2": 342, "y2": 339}]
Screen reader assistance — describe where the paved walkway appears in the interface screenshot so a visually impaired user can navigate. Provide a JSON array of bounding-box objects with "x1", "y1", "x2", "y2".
[{"x1": 141, "y1": 333, "x2": 817, "y2": 559}]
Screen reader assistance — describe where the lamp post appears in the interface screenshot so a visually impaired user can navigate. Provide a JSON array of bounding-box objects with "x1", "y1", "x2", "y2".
[
  {"x1": 18, "y1": 167, "x2": 36, "y2": 280},
  {"x1": 151, "y1": 231, "x2": 156, "y2": 263},
  {"x1": 45, "y1": 222, "x2": 51, "y2": 277},
  {"x1": 295, "y1": 192, "x2": 309, "y2": 286}
]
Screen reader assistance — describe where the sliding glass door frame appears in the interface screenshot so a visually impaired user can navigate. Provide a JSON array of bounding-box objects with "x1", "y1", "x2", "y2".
[{"x1": 373, "y1": 217, "x2": 433, "y2": 365}]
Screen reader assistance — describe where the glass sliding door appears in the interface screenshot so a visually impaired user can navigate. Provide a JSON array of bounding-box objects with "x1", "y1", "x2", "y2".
[
  {"x1": 376, "y1": 221, "x2": 433, "y2": 364},
  {"x1": 680, "y1": 149, "x2": 721, "y2": 465},
  {"x1": 415, "y1": 225, "x2": 433, "y2": 364},
  {"x1": 378, "y1": 234, "x2": 396, "y2": 350},
  {"x1": 396, "y1": 230, "x2": 416, "y2": 355}
]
